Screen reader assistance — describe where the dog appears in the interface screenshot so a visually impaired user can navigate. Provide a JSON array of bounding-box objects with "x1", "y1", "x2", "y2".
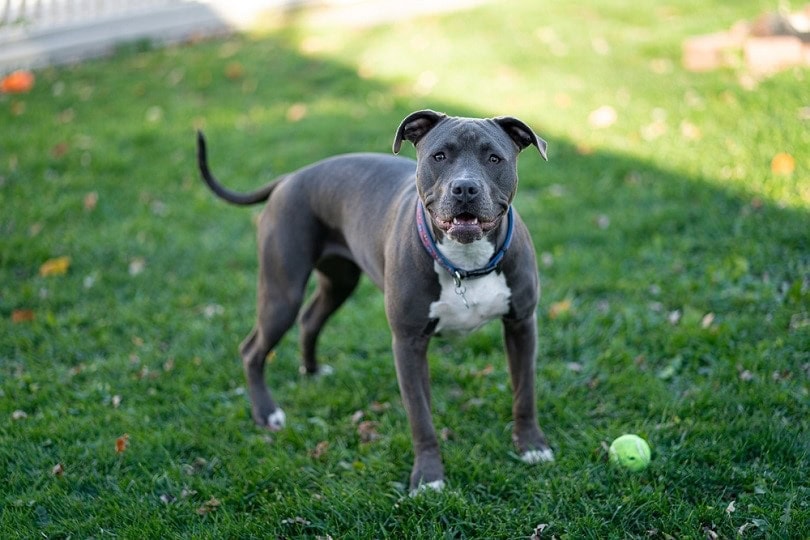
[{"x1": 196, "y1": 110, "x2": 553, "y2": 492}]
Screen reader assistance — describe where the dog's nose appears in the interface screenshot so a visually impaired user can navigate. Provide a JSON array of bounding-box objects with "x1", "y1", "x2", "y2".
[{"x1": 450, "y1": 178, "x2": 480, "y2": 203}]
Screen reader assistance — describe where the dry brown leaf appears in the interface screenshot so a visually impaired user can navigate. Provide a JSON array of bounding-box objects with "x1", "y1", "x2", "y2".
[
  {"x1": 84, "y1": 192, "x2": 98, "y2": 211},
  {"x1": 286, "y1": 103, "x2": 308, "y2": 122},
  {"x1": 115, "y1": 434, "x2": 129, "y2": 454},
  {"x1": 770, "y1": 152, "x2": 795, "y2": 175},
  {"x1": 225, "y1": 62, "x2": 244, "y2": 80},
  {"x1": 357, "y1": 421, "x2": 380, "y2": 443},
  {"x1": 725, "y1": 500, "x2": 736, "y2": 514},
  {"x1": 548, "y1": 299, "x2": 572, "y2": 319},
  {"x1": 701, "y1": 312, "x2": 715, "y2": 328},
  {"x1": 350, "y1": 410, "x2": 365, "y2": 425},
  {"x1": 39, "y1": 256, "x2": 71, "y2": 277},
  {"x1": 12, "y1": 309, "x2": 34, "y2": 323},
  {"x1": 196, "y1": 496, "x2": 221, "y2": 515},
  {"x1": 310, "y1": 441, "x2": 329, "y2": 459},
  {"x1": 52, "y1": 463, "x2": 64, "y2": 477},
  {"x1": 369, "y1": 401, "x2": 390, "y2": 413},
  {"x1": 50, "y1": 142, "x2": 69, "y2": 158},
  {"x1": 475, "y1": 364, "x2": 495, "y2": 377}
]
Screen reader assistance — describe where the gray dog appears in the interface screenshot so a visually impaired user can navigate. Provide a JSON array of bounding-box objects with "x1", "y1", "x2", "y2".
[{"x1": 196, "y1": 110, "x2": 553, "y2": 492}]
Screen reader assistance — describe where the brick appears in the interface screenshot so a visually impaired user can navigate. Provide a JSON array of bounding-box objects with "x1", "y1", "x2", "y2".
[
  {"x1": 682, "y1": 32, "x2": 741, "y2": 71},
  {"x1": 744, "y1": 36, "x2": 804, "y2": 74}
]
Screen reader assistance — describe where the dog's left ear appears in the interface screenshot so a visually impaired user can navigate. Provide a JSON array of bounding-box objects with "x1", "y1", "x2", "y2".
[
  {"x1": 493, "y1": 116, "x2": 548, "y2": 161},
  {"x1": 393, "y1": 109, "x2": 447, "y2": 154}
]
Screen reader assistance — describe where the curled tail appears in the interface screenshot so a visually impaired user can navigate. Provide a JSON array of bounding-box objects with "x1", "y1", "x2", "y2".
[{"x1": 196, "y1": 130, "x2": 281, "y2": 205}]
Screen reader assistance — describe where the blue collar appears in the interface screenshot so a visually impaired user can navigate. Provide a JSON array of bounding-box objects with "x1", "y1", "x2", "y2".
[{"x1": 416, "y1": 200, "x2": 514, "y2": 283}]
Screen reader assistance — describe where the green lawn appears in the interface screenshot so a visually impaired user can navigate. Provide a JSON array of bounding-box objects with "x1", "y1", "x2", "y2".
[{"x1": 1, "y1": 0, "x2": 808, "y2": 537}]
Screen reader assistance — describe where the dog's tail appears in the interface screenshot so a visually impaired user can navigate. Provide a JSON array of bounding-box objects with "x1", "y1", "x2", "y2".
[{"x1": 196, "y1": 130, "x2": 282, "y2": 206}]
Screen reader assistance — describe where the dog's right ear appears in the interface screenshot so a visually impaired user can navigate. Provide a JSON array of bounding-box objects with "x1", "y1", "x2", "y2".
[{"x1": 393, "y1": 110, "x2": 447, "y2": 154}]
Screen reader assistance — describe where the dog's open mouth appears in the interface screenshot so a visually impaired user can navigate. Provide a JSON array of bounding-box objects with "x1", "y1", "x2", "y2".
[{"x1": 432, "y1": 211, "x2": 499, "y2": 242}]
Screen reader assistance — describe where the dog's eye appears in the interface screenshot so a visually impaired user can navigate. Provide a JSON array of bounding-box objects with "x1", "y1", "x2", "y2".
[
  {"x1": 488, "y1": 154, "x2": 502, "y2": 164},
  {"x1": 433, "y1": 152, "x2": 446, "y2": 162}
]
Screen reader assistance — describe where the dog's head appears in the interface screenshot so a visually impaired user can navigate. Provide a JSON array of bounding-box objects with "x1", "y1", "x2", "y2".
[{"x1": 394, "y1": 110, "x2": 547, "y2": 244}]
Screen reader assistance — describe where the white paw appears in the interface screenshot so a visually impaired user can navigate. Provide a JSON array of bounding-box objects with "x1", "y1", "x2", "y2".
[
  {"x1": 298, "y1": 364, "x2": 335, "y2": 376},
  {"x1": 521, "y1": 448, "x2": 555, "y2": 464},
  {"x1": 409, "y1": 480, "x2": 446, "y2": 497},
  {"x1": 267, "y1": 408, "x2": 286, "y2": 431}
]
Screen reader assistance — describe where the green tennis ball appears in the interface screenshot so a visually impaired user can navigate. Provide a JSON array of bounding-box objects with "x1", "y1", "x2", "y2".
[{"x1": 609, "y1": 434, "x2": 651, "y2": 472}]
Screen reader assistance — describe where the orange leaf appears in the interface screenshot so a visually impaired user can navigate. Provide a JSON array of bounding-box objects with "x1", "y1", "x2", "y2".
[
  {"x1": 12, "y1": 309, "x2": 35, "y2": 323},
  {"x1": 771, "y1": 152, "x2": 795, "y2": 175},
  {"x1": 0, "y1": 70, "x2": 35, "y2": 93},
  {"x1": 84, "y1": 191, "x2": 98, "y2": 211},
  {"x1": 115, "y1": 434, "x2": 129, "y2": 454},
  {"x1": 39, "y1": 256, "x2": 71, "y2": 277},
  {"x1": 548, "y1": 299, "x2": 573, "y2": 319}
]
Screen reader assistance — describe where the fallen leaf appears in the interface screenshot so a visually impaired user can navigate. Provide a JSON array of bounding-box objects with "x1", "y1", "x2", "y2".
[
  {"x1": 225, "y1": 62, "x2": 244, "y2": 80},
  {"x1": 181, "y1": 487, "x2": 197, "y2": 498},
  {"x1": 0, "y1": 70, "x2": 35, "y2": 93},
  {"x1": 12, "y1": 410, "x2": 28, "y2": 420},
  {"x1": 159, "y1": 493, "x2": 176, "y2": 504},
  {"x1": 281, "y1": 516, "x2": 311, "y2": 526},
  {"x1": 39, "y1": 256, "x2": 71, "y2": 277},
  {"x1": 128, "y1": 258, "x2": 146, "y2": 276},
  {"x1": 310, "y1": 441, "x2": 329, "y2": 459},
  {"x1": 196, "y1": 496, "x2": 221, "y2": 515},
  {"x1": 667, "y1": 309, "x2": 682, "y2": 325},
  {"x1": 588, "y1": 105, "x2": 617, "y2": 128},
  {"x1": 115, "y1": 434, "x2": 129, "y2": 454},
  {"x1": 83, "y1": 192, "x2": 98, "y2": 211},
  {"x1": 286, "y1": 103, "x2": 307, "y2": 122},
  {"x1": 739, "y1": 369, "x2": 754, "y2": 382},
  {"x1": 701, "y1": 312, "x2": 715, "y2": 328},
  {"x1": 357, "y1": 421, "x2": 380, "y2": 443},
  {"x1": 475, "y1": 364, "x2": 495, "y2": 377},
  {"x1": 771, "y1": 152, "x2": 795, "y2": 175},
  {"x1": 440, "y1": 427, "x2": 454, "y2": 441},
  {"x1": 725, "y1": 500, "x2": 736, "y2": 514},
  {"x1": 548, "y1": 299, "x2": 572, "y2": 319},
  {"x1": 369, "y1": 401, "x2": 390, "y2": 413},
  {"x1": 680, "y1": 120, "x2": 702, "y2": 140},
  {"x1": 52, "y1": 463, "x2": 64, "y2": 477},
  {"x1": 112, "y1": 395, "x2": 122, "y2": 408},
  {"x1": 566, "y1": 362, "x2": 584, "y2": 373},
  {"x1": 12, "y1": 309, "x2": 35, "y2": 323},
  {"x1": 50, "y1": 142, "x2": 69, "y2": 158},
  {"x1": 350, "y1": 410, "x2": 365, "y2": 425}
]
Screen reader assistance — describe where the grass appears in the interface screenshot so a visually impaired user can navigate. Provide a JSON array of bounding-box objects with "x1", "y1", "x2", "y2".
[{"x1": 1, "y1": 0, "x2": 808, "y2": 537}]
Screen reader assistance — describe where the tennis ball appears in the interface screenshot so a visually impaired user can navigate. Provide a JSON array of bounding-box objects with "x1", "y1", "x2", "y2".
[{"x1": 609, "y1": 434, "x2": 651, "y2": 472}]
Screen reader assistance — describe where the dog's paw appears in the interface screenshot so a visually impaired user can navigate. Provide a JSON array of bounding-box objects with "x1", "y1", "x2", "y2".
[
  {"x1": 266, "y1": 408, "x2": 286, "y2": 431},
  {"x1": 521, "y1": 448, "x2": 555, "y2": 464},
  {"x1": 409, "y1": 479, "x2": 445, "y2": 497},
  {"x1": 298, "y1": 364, "x2": 335, "y2": 377}
]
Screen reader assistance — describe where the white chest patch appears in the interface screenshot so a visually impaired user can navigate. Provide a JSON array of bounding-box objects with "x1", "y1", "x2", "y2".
[{"x1": 428, "y1": 238, "x2": 512, "y2": 334}]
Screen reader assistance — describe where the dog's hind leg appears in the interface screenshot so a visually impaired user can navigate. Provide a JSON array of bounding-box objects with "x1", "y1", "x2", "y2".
[
  {"x1": 298, "y1": 256, "x2": 361, "y2": 375},
  {"x1": 239, "y1": 209, "x2": 316, "y2": 430}
]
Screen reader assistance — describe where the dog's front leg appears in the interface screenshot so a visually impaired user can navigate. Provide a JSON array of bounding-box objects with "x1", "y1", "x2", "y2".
[
  {"x1": 503, "y1": 314, "x2": 554, "y2": 464},
  {"x1": 392, "y1": 333, "x2": 445, "y2": 492}
]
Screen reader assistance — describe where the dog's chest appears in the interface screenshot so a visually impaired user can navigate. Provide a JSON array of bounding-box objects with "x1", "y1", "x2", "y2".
[{"x1": 428, "y1": 239, "x2": 512, "y2": 334}]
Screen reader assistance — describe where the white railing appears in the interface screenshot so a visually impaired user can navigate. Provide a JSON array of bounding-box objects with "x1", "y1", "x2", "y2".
[{"x1": 0, "y1": 0, "x2": 187, "y2": 31}]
